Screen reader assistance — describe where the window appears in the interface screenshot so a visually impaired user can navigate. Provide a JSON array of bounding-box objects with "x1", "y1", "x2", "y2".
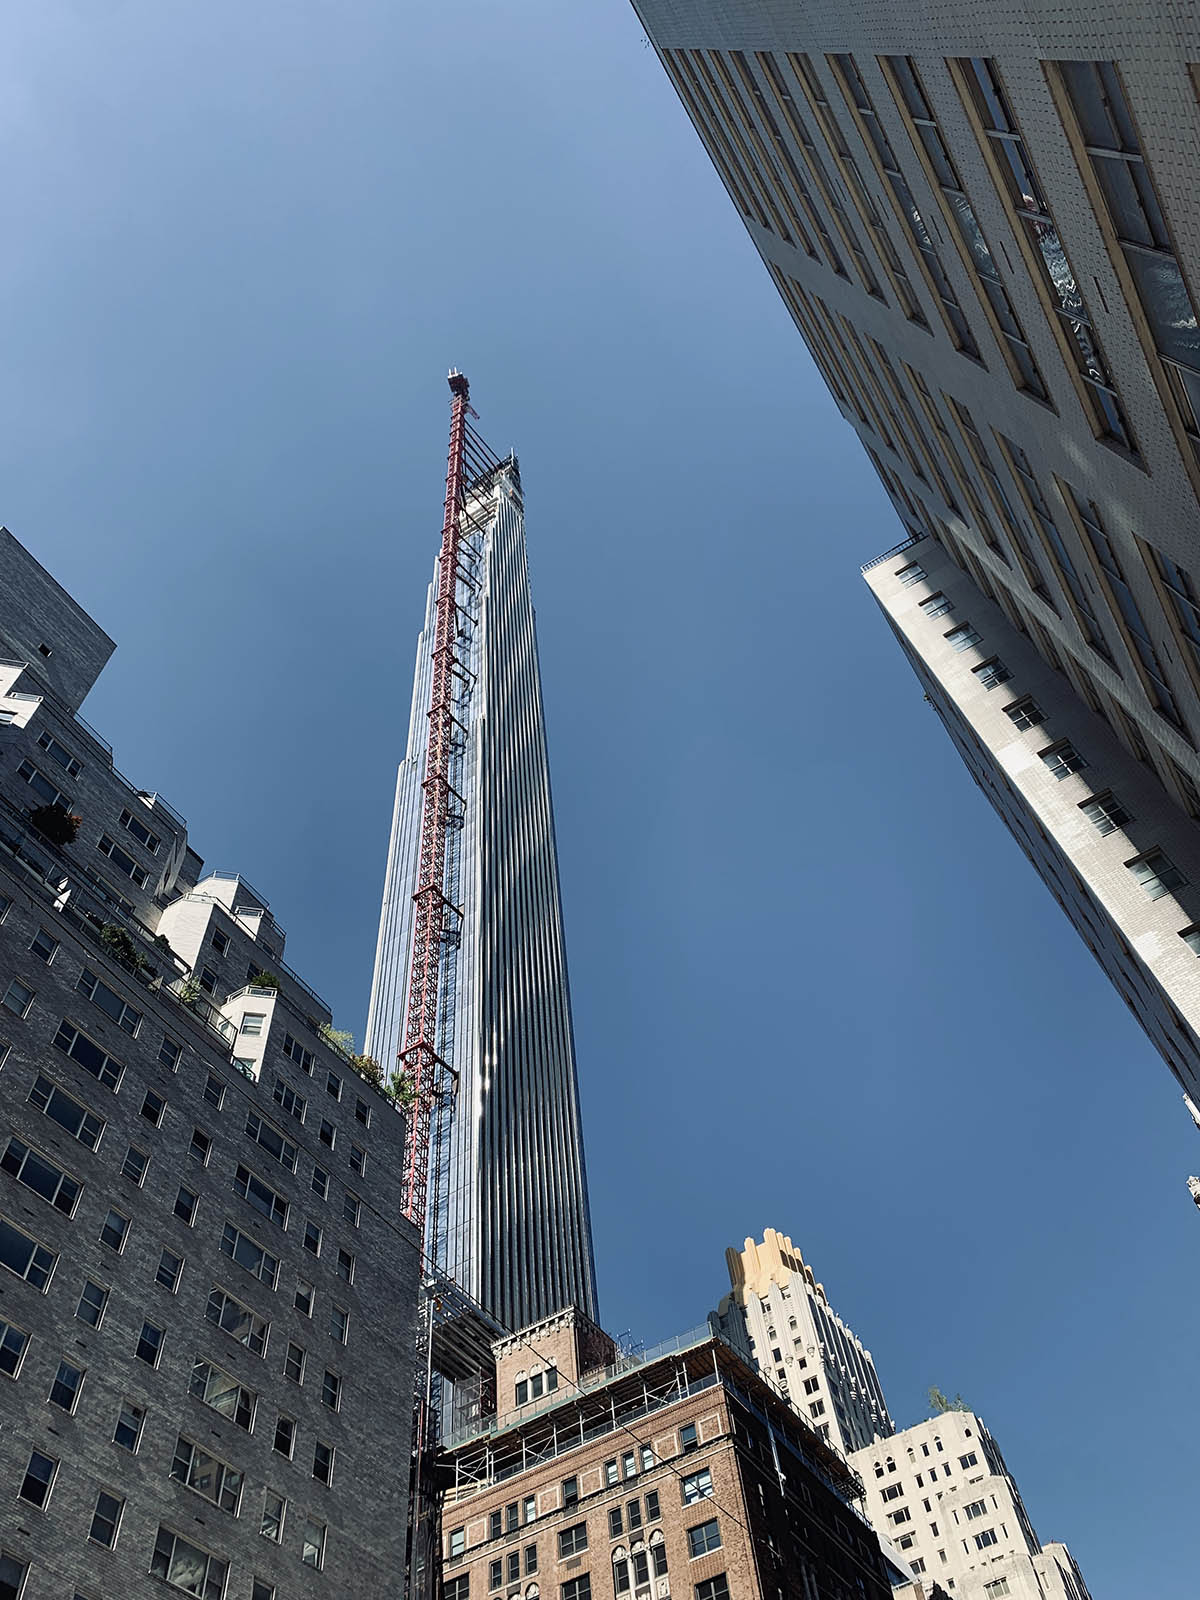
[
  {"x1": 98, "y1": 834, "x2": 147, "y2": 886},
  {"x1": 919, "y1": 592, "x2": 954, "y2": 618},
  {"x1": 283, "y1": 1034, "x2": 315, "y2": 1073},
  {"x1": 343, "y1": 1191, "x2": 361, "y2": 1227},
  {"x1": 29, "y1": 927, "x2": 58, "y2": 964},
  {"x1": 336, "y1": 1247, "x2": 355, "y2": 1282},
  {"x1": 1079, "y1": 792, "x2": 1130, "y2": 837},
  {"x1": 960, "y1": 1451, "x2": 979, "y2": 1468},
  {"x1": 240, "y1": 1013, "x2": 265, "y2": 1036},
  {"x1": 1002, "y1": 696, "x2": 1044, "y2": 731},
  {"x1": 37, "y1": 730, "x2": 82, "y2": 777},
  {"x1": 681, "y1": 1467, "x2": 713, "y2": 1504},
  {"x1": 609, "y1": 1507, "x2": 623, "y2": 1538},
  {"x1": 113, "y1": 1401, "x2": 145, "y2": 1451},
  {"x1": 507, "y1": 1552, "x2": 521, "y2": 1584},
  {"x1": 29, "y1": 1074, "x2": 104, "y2": 1147},
  {"x1": 89, "y1": 1491, "x2": 124, "y2": 1548},
  {"x1": 1, "y1": 981, "x2": 34, "y2": 1018},
  {"x1": 627, "y1": 1499, "x2": 643, "y2": 1532},
  {"x1": 141, "y1": 1089, "x2": 165, "y2": 1126},
  {"x1": 329, "y1": 1304, "x2": 349, "y2": 1344},
  {"x1": 1040, "y1": 741, "x2": 1087, "y2": 780},
  {"x1": 77, "y1": 969, "x2": 142, "y2": 1035},
  {"x1": 171, "y1": 1436, "x2": 243, "y2": 1514},
  {"x1": 445, "y1": 1579, "x2": 469, "y2": 1600},
  {"x1": 151, "y1": 1527, "x2": 228, "y2": 1596},
  {"x1": 890, "y1": 1507, "x2": 913, "y2": 1526},
  {"x1": 896, "y1": 561, "x2": 927, "y2": 586},
  {"x1": 984, "y1": 1581, "x2": 1012, "y2": 1597},
  {"x1": 198, "y1": 968, "x2": 218, "y2": 995},
  {"x1": 687, "y1": 1518, "x2": 722, "y2": 1557},
  {"x1": 955, "y1": 56, "x2": 1134, "y2": 450},
  {"x1": 159, "y1": 1035, "x2": 182, "y2": 1071},
  {"x1": 285, "y1": 1342, "x2": 305, "y2": 1383},
  {"x1": 809, "y1": 1399, "x2": 826, "y2": 1417},
  {"x1": 273, "y1": 1414, "x2": 295, "y2": 1456},
  {"x1": 524, "y1": 1496, "x2": 537, "y2": 1525},
  {"x1": 319, "y1": 1118, "x2": 335, "y2": 1148},
  {"x1": 355, "y1": 1097, "x2": 370, "y2": 1127},
  {"x1": 18, "y1": 758, "x2": 71, "y2": 809},
  {"x1": 304, "y1": 1221, "x2": 323, "y2": 1256},
  {"x1": 245, "y1": 1111, "x2": 298, "y2": 1172},
  {"x1": 313, "y1": 1440, "x2": 334, "y2": 1485},
  {"x1": 99, "y1": 1208, "x2": 130, "y2": 1251},
  {"x1": 945, "y1": 622, "x2": 983, "y2": 652},
  {"x1": 644, "y1": 1491, "x2": 659, "y2": 1522},
  {"x1": 76, "y1": 1278, "x2": 108, "y2": 1327},
  {"x1": 975, "y1": 1528, "x2": 999, "y2": 1549},
  {"x1": 1056, "y1": 60, "x2": 1200, "y2": 458},
  {"x1": 679, "y1": 1421, "x2": 699, "y2": 1452},
  {"x1": 207, "y1": 1287, "x2": 268, "y2": 1354},
  {"x1": 695, "y1": 1580, "x2": 730, "y2": 1600},
  {"x1": 0, "y1": 1217, "x2": 56, "y2": 1290},
  {"x1": 1127, "y1": 850, "x2": 1186, "y2": 900},
  {"x1": 301, "y1": 1517, "x2": 326, "y2": 1570},
  {"x1": 190, "y1": 1358, "x2": 257, "y2": 1431},
  {"x1": 54, "y1": 1020, "x2": 122, "y2": 1088},
  {"x1": 325, "y1": 1071, "x2": 341, "y2": 1100},
  {"x1": 273, "y1": 1077, "x2": 306, "y2": 1121},
  {"x1": 260, "y1": 1490, "x2": 286, "y2": 1542},
  {"x1": 562, "y1": 1476, "x2": 579, "y2": 1508},
  {"x1": 295, "y1": 1280, "x2": 314, "y2": 1316},
  {"x1": 525, "y1": 1545, "x2": 538, "y2": 1574},
  {"x1": 488, "y1": 1560, "x2": 502, "y2": 1591},
  {"x1": 211, "y1": 928, "x2": 228, "y2": 954},
  {"x1": 174, "y1": 1185, "x2": 198, "y2": 1225},
  {"x1": 881, "y1": 1483, "x2": 904, "y2": 1502},
  {"x1": 321, "y1": 1369, "x2": 341, "y2": 1410},
  {"x1": 251, "y1": 1584, "x2": 275, "y2": 1600},
  {"x1": 157, "y1": 1249, "x2": 185, "y2": 1293},
  {"x1": 350, "y1": 1143, "x2": 366, "y2": 1176},
  {"x1": 489, "y1": 1510, "x2": 502, "y2": 1541},
  {"x1": 312, "y1": 1165, "x2": 329, "y2": 1200},
  {"x1": 561, "y1": 1581, "x2": 591, "y2": 1600},
  {"x1": 972, "y1": 656, "x2": 1011, "y2": 690},
  {"x1": 136, "y1": 1321, "x2": 165, "y2": 1366},
  {"x1": 204, "y1": 1074, "x2": 225, "y2": 1109},
  {"x1": 220, "y1": 1222, "x2": 279, "y2": 1286},
  {"x1": 2, "y1": 1137, "x2": 81, "y2": 1213},
  {"x1": 912, "y1": 1558, "x2": 927, "y2": 1575},
  {"x1": 559, "y1": 1523, "x2": 588, "y2": 1557},
  {"x1": 964, "y1": 1499, "x2": 989, "y2": 1520},
  {"x1": 803, "y1": 1375, "x2": 820, "y2": 1394},
  {"x1": 19, "y1": 1449, "x2": 57, "y2": 1509},
  {"x1": 234, "y1": 1164, "x2": 288, "y2": 1227}
]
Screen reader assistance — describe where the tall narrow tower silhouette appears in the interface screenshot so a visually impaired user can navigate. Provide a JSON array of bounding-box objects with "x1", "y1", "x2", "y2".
[{"x1": 366, "y1": 377, "x2": 598, "y2": 1330}]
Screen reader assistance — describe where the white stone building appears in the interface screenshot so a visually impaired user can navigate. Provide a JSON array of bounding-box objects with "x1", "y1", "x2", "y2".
[
  {"x1": 711, "y1": 1227, "x2": 893, "y2": 1454},
  {"x1": 850, "y1": 1411, "x2": 1093, "y2": 1600}
]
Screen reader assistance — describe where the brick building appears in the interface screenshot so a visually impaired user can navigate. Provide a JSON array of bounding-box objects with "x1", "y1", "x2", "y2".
[
  {"x1": 0, "y1": 523, "x2": 419, "y2": 1600},
  {"x1": 437, "y1": 1307, "x2": 901, "y2": 1600}
]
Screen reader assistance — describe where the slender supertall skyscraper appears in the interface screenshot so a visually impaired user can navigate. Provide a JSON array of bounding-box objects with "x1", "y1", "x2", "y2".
[{"x1": 366, "y1": 382, "x2": 598, "y2": 1331}]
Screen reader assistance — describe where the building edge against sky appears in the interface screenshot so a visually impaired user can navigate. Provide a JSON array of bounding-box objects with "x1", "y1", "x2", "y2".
[
  {"x1": 0, "y1": 523, "x2": 420, "y2": 1600},
  {"x1": 364, "y1": 429, "x2": 598, "y2": 1331},
  {"x1": 630, "y1": 0, "x2": 1200, "y2": 1130}
]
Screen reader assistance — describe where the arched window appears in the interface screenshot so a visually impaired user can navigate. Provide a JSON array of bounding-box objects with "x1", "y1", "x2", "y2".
[
  {"x1": 612, "y1": 1547, "x2": 630, "y2": 1595},
  {"x1": 886, "y1": 1456, "x2": 896, "y2": 1474}
]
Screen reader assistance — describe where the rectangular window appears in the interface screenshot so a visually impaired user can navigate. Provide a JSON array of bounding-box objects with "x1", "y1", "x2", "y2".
[
  {"x1": 918, "y1": 592, "x2": 954, "y2": 618},
  {"x1": 2, "y1": 980, "x2": 34, "y2": 1018},
  {"x1": 157, "y1": 1249, "x2": 184, "y2": 1293},
  {"x1": 609, "y1": 1508, "x2": 623, "y2": 1538},
  {"x1": 679, "y1": 1421, "x2": 699, "y2": 1453},
  {"x1": 190, "y1": 1358, "x2": 257, "y2": 1431},
  {"x1": 445, "y1": 1579, "x2": 469, "y2": 1600},
  {"x1": 113, "y1": 1401, "x2": 144, "y2": 1451},
  {"x1": 2, "y1": 1137, "x2": 81, "y2": 1214},
  {"x1": 49, "y1": 1358, "x2": 84, "y2": 1411},
  {"x1": 562, "y1": 1477, "x2": 579, "y2": 1507},
  {"x1": 1079, "y1": 792, "x2": 1131, "y2": 837},
  {"x1": 1003, "y1": 696, "x2": 1044, "y2": 731},
  {"x1": 29, "y1": 927, "x2": 59, "y2": 964},
  {"x1": 561, "y1": 1580, "x2": 591, "y2": 1600},
  {"x1": 273, "y1": 1414, "x2": 295, "y2": 1456},
  {"x1": 558, "y1": 1523, "x2": 588, "y2": 1557},
  {"x1": 174, "y1": 1185, "x2": 198, "y2": 1225},
  {"x1": 221, "y1": 1222, "x2": 280, "y2": 1287},
  {"x1": 245, "y1": 1111, "x2": 298, "y2": 1172},
  {"x1": 29, "y1": 1074, "x2": 104, "y2": 1148},
  {"x1": 99, "y1": 1208, "x2": 130, "y2": 1251},
  {"x1": 695, "y1": 1580, "x2": 731, "y2": 1600},
  {"x1": 273, "y1": 1077, "x2": 306, "y2": 1121},
  {"x1": 343, "y1": 1192, "x2": 360, "y2": 1227},
  {"x1": 329, "y1": 1304, "x2": 349, "y2": 1344},
  {"x1": 954, "y1": 56, "x2": 1134, "y2": 451},
  {"x1": 151, "y1": 1527, "x2": 229, "y2": 1595},
  {"x1": 204, "y1": 1073, "x2": 226, "y2": 1109},
  {"x1": 18, "y1": 758, "x2": 71, "y2": 809},
  {"x1": 896, "y1": 561, "x2": 927, "y2": 585},
  {"x1": 355, "y1": 1097, "x2": 370, "y2": 1126},
  {"x1": 234, "y1": 1164, "x2": 288, "y2": 1227},
  {"x1": 945, "y1": 623, "x2": 983, "y2": 652},
  {"x1": 1039, "y1": 741, "x2": 1087, "y2": 780},
  {"x1": 321, "y1": 1369, "x2": 341, "y2": 1409},
  {"x1": 260, "y1": 1489, "x2": 286, "y2": 1542},
  {"x1": 984, "y1": 1581, "x2": 1013, "y2": 1598},
  {"x1": 18, "y1": 1448, "x2": 58, "y2": 1510},
  {"x1": 304, "y1": 1221, "x2": 322, "y2": 1256},
  {"x1": 77, "y1": 969, "x2": 141, "y2": 1035},
  {"x1": 313, "y1": 1440, "x2": 334, "y2": 1485},
  {"x1": 98, "y1": 834, "x2": 147, "y2": 886},
  {"x1": 319, "y1": 1118, "x2": 335, "y2": 1148},
  {"x1": 37, "y1": 729, "x2": 82, "y2": 777},
  {"x1": 295, "y1": 1280, "x2": 314, "y2": 1316},
  {"x1": 960, "y1": 1452, "x2": 979, "y2": 1468},
  {"x1": 890, "y1": 1507, "x2": 913, "y2": 1526},
  {"x1": 171, "y1": 1436, "x2": 243, "y2": 1514},
  {"x1": 643, "y1": 1491, "x2": 659, "y2": 1522},
  {"x1": 681, "y1": 1468, "x2": 713, "y2": 1504},
  {"x1": 964, "y1": 1499, "x2": 989, "y2": 1519},
  {"x1": 975, "y1": 1529, "x2": 999, "y2": 1549},
  {"x1": 1127, "y1": 849, "x2": 1187, "y2": 900},
  {"x1": 89, "y1": 1491, "x2": 124, "y2": 1548},
  {"x1": 119, "y1": 807, "x2": 161, "y2": 853},
  {"x1": 325, "y1": 1072, "x2": 341, "y2": 1100},
  {"x1": 206, "y1": 1287, "x2": 269, "y2": 1355},
  {"x1": 53, "y1": 1020, "x2": 122, "y2": 1089},
  {"x1": 142, "y1": 1090, "x2": 165, "y2": 1126},
  {"x1": 285, "y1": 1342, "x2": 305, "y2": 1383},
  {"x1": 336, "y1": 1248, "x2": 355, "y2": 1283},
  {"x1": 687, "y1": 1518, "x2": 723, "y2": 1557},
  {"x1": 350, "y1": 1143, "x2": 366, "y2": 1176},
  {"x1": 301, "y1": 1517, "x2": 326, "y2": 1570},
  {"x1": 240, "y1": 1013, "x2": 265, "y2": 1036},
  {"x1": 283, "y1": 1033, "x2": 315, "y2": 1073},
  {"x1": 136, "y1": 1321, "x2": 165, "y2": 1366},
  {"x1": 76, "y1": 1280, "x2": 108, "y2": 1328},
  {"x1": 190, "y1": 1127, "x2": 211, "y2": 1165},
  {"x1": 159, "y1": 1035, "x2": 182, "y2": 1071},
  {"x1": 972, "y1": 657, "x2": 1011, "y2": 690}
]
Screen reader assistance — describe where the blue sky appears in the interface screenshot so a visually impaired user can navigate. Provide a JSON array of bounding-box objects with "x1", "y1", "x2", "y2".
[{"x1": 3, "y1": 4, "x2": 1196, "y2": 1594}]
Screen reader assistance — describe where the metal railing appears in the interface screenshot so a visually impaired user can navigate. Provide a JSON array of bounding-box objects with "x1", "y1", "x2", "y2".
[{"x1": 859, "y1": 532, "x2": 926, "y2": 574}]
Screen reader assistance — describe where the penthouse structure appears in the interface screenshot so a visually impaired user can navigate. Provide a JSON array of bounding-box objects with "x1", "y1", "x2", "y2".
[
  {"x1": 0, "y1": 525, "x2": 418, "y2": 1600},
  {"x1": 631, "y1": 3, "x2": 1200, "y2": 1116}
]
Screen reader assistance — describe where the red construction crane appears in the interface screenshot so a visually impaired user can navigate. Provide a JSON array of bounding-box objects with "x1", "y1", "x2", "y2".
[{"x1": 398, "y1": 370, "x2": 479, "y2": 1231}]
